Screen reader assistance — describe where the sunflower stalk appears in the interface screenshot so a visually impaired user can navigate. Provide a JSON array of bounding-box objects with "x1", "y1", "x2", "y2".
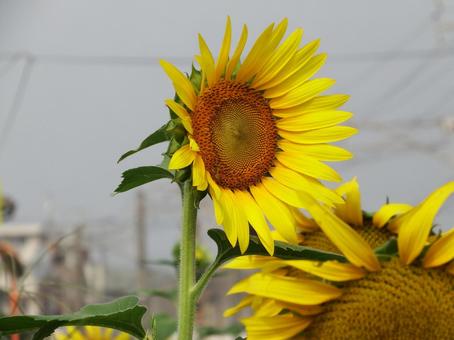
[{"x1": 177, "y1": 180, "x2": 198, "y2": 339}]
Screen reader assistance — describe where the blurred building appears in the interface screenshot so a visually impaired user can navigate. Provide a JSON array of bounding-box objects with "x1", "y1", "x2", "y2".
[{"x1": 0, "y1": 223, "x2": 44, "y2": 315}]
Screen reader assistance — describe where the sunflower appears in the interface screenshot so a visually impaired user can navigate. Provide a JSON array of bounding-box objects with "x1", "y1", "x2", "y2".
[
  {"x1": 224, "y1": 179, "x2": 454, "y2": 339},
  {"x1": 54, "y1": 326, "x2": 131, "y2": 340},
  {"x1": 161, "y1": 17, "x2": 356, "y2": 255}
]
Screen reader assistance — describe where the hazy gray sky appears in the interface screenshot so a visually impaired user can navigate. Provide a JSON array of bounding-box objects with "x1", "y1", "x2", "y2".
[{"x1": 1, "y1": 0, "x2": 453, "y2": 264}]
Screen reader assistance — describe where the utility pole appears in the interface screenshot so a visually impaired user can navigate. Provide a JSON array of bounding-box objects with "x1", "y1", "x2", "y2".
[
  {"x1": 136, "y1": 191, "x2": 147, "y2": 290},
  {"x1": 66, "y1": 225, "x2": 87, "y2": 310}
]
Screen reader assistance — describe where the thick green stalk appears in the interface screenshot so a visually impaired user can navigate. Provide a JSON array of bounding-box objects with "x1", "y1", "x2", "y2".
[{"x1": 177, "y1": 180, "x2": 198, "y2": 340}]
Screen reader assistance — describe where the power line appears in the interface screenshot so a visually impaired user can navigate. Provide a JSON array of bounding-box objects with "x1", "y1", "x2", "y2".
[
  {"x1": 0, "y1": 52, "x2": 190, "y2": 66},
  {"x1": 0, "y1": 56, "x2": 34, "y2": 160},
  {"x1": 0, "y1": 53, "x2": 21, "y2": 79},
  {"x1": 1, "y1": 46, "x2": 454, "y2": 68}
]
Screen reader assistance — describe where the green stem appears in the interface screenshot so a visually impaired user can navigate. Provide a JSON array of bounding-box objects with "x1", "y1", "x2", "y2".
[
  {"x1": 177, "y1": 181, "x2": 198, "y2": 340},
  {"x1": 191, "y1": 259, "x2": 221, "y2": 303}
]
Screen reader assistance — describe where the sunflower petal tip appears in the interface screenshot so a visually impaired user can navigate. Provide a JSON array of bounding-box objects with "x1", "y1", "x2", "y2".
[
  {"x1": 267, "y1": 243, "x2": 275, "y2": 256},
  {"x1": 319, "y1": 52, "x2": 328, "y2": 60}
]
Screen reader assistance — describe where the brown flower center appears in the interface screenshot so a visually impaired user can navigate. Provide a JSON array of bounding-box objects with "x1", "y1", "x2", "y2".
[
  {"x1": 192, "y1": 80, "x2": 277, "y2": 190},
  {"x1": 304, "y1": 258, "x2": 454, "y2": 339}
]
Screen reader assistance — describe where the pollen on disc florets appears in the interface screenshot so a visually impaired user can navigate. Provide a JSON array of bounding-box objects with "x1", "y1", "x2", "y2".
[
  {"x1": 192, "y1": 80, "x2": 277, "y2": 190},
  {"x1": 304, "y1": 258, "x2": 454, "y2": 339}
]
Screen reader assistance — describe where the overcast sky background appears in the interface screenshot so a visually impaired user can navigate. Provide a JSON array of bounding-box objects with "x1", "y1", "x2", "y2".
[{"x1": 1, "y1": 0, "x2": 454, "y2": 267}]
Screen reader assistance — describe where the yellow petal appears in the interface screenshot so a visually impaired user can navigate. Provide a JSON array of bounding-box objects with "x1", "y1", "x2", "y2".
[
  {"x1": 86, "y1": 326, "x2": 101, "y2": 338},
  {"x1": 64, "y1": 328, "x2": 84, "y2": 340},
  {"x1": 372, "y1": 203, "x2": 413, "y2": 228},
  {"x1": 273, "y1": 94, "x2": 350, "y2": 117},
  {"x1": 188, "y1": 136, "x2": 200, "y2": 151},
  {"x1": 219, "y1": 190, "x2": 251, "y2": 254},
  {"x1": 264, "y1": 53, "x2": 327, "y2": 98},
  {"x1": 275, "y1": 301, "x2": 323, "y2": 316},
  {"x1": 228, "y1": 272, "x2": 341, "y2": 305},
  {"x1": 254, "y1": 299, "x2": 284, "y2": 317},
  {"x1": 211, "y1": 191, "x2": 223, "y2": 225},
  {"x1": 256, "y1": 38, "x2": 321, "y2": 90},
  {"x1": 395, "y1": 182, "x2": 454, "y2": 265},
  {"x1": 65, "y1": 326, "x2": 77, "y2": 334},
  {"x1": 243, "y1": 314, "x2": 312, "y2": 340},
  {"x1": 270, "y1": 162, "x2": 343, "y2": 206},
  {"x1": 276, "y1": 152, "x2": 342, "y2": 182},
  {"x1": 234, "y1": 190, "x2": 275, "y2": 255},
  {"x1": 335, "y1": 177, "x2": 363, "y2": 226},
  {"x1": 300, "y1": 192, "x2": 381, "y2": 272},
  {"x1": 223, "y1": 255, "x2": 279, "y2": 270},
  {"x1": 168, "y1": 145, "x2": 196, "y2": 169},
  {"x1": 284, "y1": 260, "x2": 367, "y2": 282},
  {"x1": 114, "y1": 334, "x2": 131, "y2": 340},
  {"x1": 236, "y1": 23, "x2": 275, "y2": 82},
  {"x1": 268, "y1": 18, "x2": 289, "y2": 49},
  {"x1": 277, "y1": 110, "x2": 353, "y2": 132},
  {"x1": 278, "y1": 140, "x2": 353, "y2": 161},
  {"x1": 192, "y1": 155, "x2": 207, "y2": 191},
  {"x1": 220, "y1": 189, "x2": 240, "y2": 249},
  {"x1": 198, "y1": 34, "x2": 216, "y2": 86},
  {"x1": 206, "y1": 171, "x2": 221, "y2": 198},
  {"x1": 238, "y1": 18, "x2": 289, "y2": 83},
  {"x1": 231, "y1": 191, "x2": 251, "y2": 254},
  {"x1": 252, "y1": 28, "x2": 303, "y2": 87},
  {"x1": 199, "y1": 66, "x2": 206, "y2": 93},
  {"x1": 423, "y1": 228, "x2": 454, "y2": 268},
  {"x1": 73, "y1": 333, "x2": 85, "y2": 340},
  {"x1": 250, "y1": 183, "x2": 298, "y2": 244},
  {"x1": 103, "y1": 328, "x2": 113, "y2": 339},
  {"x1": 225, "y1": 24, "x2": 248, "y2": 79},
  {"x1": 159, "y1": 60, "x2": 197, "y2": 111},
  {"x1": 261, "y1": 177, "x2": 312, "y2": 208},
  {"x1": 279, "y1": 126, "x2": 358, "y2": 144},
  {"x1": 270, "y1": 78, "x2": 336, "y2": 109},
  {"x1": 291, "y1": 207, "x2": 319, "y2": 231},
  {"x1": 214, "y1": 16, "x2": 231, "y2": 82},
  {"x1": 165, "y1": 99, "x2": 193, "y2": 134},
  {"x1": 223, "y1": 295, "x2": 254, "y2": 317}
]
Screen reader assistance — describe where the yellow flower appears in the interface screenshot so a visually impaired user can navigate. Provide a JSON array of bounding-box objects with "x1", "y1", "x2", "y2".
[
  {"x1": 161, "y1": 17, "x2": 356, "y2": 255},
  {"x1": 225, "y1": 179, "x2": 454, "y2": 339},
  {"x1": 54, "y1": 326, "x2": 131, "y2": 340}
]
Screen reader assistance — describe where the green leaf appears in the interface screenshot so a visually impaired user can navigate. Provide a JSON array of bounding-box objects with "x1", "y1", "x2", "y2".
[
  {"x1": 189, "y1": 65, "x2": 202, "y2": 94},
  {"x1": 194, "y1": 190, "x2": 208, "y2": 209},
  {"x1": 118, "y1": 123, "x2": 170, "y2": 163},
  {"x1": 0, "y1": 296, "x2": 146, "y2": 340},
  {"x1": 374, "y1": 237, "x2": 398, "y2": 261},
  {"x1": 192, "y1": 229, "x2": 347, "y2": 304},
  {"x1": 115, "y1": 166, "x2": 173, "y2": 193},
  {"x1": 151, "y1": 314, "x2": 177, "y2": 340},
  {"x1": 362, "y1": 210, "x2": 374, "y2": 220},
  {"x1": 208, "y1": 229, "x2": 347, "y2": 265}
]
